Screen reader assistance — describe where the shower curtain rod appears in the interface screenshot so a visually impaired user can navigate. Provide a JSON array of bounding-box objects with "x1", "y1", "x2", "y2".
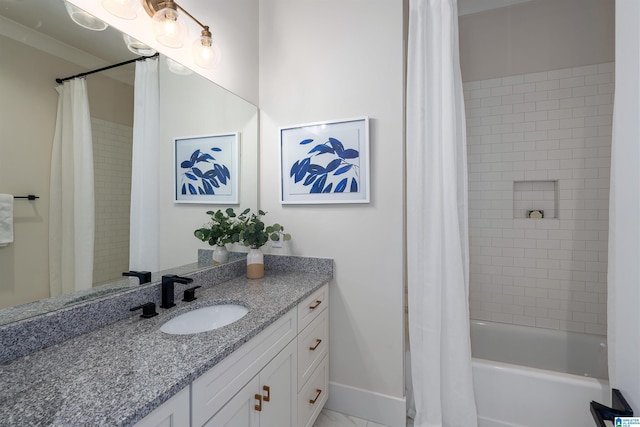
[{"x1": 55, "y1": 52, "x2": 159, "y2": 84}]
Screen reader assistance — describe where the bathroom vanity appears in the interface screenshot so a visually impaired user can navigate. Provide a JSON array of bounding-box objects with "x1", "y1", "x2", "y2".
[
  {"x1": 138, "y1": 283, "x2": 329, "y2": 427},
  {"x1": 0, "y1": 256, "x2": 331, "y2": 426}
]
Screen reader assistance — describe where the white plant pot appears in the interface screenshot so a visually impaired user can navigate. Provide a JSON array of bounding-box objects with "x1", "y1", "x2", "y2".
[{"x1": 212, "y1": 244, "x2": 229, "y2": 265}]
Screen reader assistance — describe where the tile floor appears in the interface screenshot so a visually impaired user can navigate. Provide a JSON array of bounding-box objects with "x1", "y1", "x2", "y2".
[{"x1": 313, "y1": 409, "x2": 414, "y2": 427}]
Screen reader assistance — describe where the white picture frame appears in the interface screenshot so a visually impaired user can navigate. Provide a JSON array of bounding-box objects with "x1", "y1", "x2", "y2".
[
  {"x1": 279, "y1": 117, "x2": 370, "y2": 204},
  {"x1": 174, "y1": 132, "x2": 239, "y2": 204}
]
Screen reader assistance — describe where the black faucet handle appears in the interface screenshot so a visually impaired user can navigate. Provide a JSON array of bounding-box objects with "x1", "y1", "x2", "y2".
[
  {"x1": 130, "y1": 302, "x2": 158, "y2": 318},
  {"x1": 123, "y1": 271, "x2": 152, "y2": 284},
  {"x1": 183, "y1": 286, "x2": 202, "y2": 302},
  {"x1": 162, "y1": 274, "x2": 194, "y2": 284}
]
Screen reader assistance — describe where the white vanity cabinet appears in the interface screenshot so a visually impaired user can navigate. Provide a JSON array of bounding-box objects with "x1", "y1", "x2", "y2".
[
  {"x1": 137, "y1": 283, "x2": 329, "y2": 427},
  {"x1": 133, "y1": 385, "x2": 190, "y2": 427},
  {"x1": 195, "y1": 283, "x2": 330, "y2": 427},
  {"x1": 203, "y1": 339, "x2": 297, "y2": 427},
  {"x1": 192, "y1": 308, "x2": 298, "y2": 427}
]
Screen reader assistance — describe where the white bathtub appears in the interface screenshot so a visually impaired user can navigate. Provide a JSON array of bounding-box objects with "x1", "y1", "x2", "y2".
[
  {"x1": 406, "y1": 321, "x2": 610, "y2": 427},
  {"x1": 470, "y1": 320, "x2": 610, "y2": 427}
]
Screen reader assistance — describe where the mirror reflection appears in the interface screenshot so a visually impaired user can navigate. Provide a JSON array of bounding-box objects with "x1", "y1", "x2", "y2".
[{"x1": 0, "y1": 0, "x2": 258, "y2": 323}]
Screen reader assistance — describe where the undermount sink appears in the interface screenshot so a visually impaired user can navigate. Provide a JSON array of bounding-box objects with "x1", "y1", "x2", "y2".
[{"x1": 160, "y1": 304, "x2": 249, "y2": 335}]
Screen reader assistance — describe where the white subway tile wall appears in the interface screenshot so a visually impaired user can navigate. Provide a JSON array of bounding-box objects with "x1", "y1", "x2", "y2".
[
  {"x1": 92, "y1": 118, "x2": 133, "y2": 286},
  {"x1": 465, "y1": 62, "x2": 613, "y2": 335}
]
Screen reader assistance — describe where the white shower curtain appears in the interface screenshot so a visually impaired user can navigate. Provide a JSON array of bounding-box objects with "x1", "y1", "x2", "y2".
[
  {"x1": 49, "y1": 78, "x2": 95, "y2": 296},
  {"x1": 129, "y1": 57, "x2": 159, "y2": 272},
  {"x1": 406, "y1": 0, "x2": 477, "y2": 426}
]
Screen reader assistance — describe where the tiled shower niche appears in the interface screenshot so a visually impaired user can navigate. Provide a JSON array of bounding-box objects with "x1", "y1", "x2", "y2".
[{"x1": 513, "y1": 180, "x2": 558, "y2": 219}]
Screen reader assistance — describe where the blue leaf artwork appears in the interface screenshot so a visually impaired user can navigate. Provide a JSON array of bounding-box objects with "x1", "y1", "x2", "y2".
[
  {"x1": 289, "y1": 136, "x2": 361, "y2": 194},
  {"x1": 280, "y1": 117, "x2": 369, "y2": 204},
  {"x1": 179, "y1": 146, "x2": 231, "y2": 196}
]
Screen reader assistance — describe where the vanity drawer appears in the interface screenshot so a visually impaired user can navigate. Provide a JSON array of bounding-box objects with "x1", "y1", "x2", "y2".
[
  {"x1": 298, "y1": 355, "x2": 329, "y2": 427},
  {"x1": 298, "y1": 284, "x2": 328, "y2": 332},
  {"x1": 297, "y1": 307, "x2": 328, "y2": 391}
]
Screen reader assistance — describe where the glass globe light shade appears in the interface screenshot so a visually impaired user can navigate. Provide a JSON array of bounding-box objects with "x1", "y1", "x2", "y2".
[
  {"x1": 152, "y1": 7, "x2": 188, "y2": 48},
  {"x1": 123, "y1": 34, "x2": 157, "y2": 56},
  {"x1": 101, "y1": 0, "x2": 139, "y2": 19},
  {"x1": 166, "y1": 57, "x2": 193, "y2": 75},
  {"x1": 193, "y1": 32, "x2": 221, "y2": 69},
  {"x1": 64, "y1": 1, "x2": 108, "y2": 31}
]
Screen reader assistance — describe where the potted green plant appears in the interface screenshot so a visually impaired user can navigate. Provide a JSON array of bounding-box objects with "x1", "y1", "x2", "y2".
[
  {"x1": 237, "y1": 209, "x2": 291, "y2": 279},
  {"x1": 194, "y1": 208, "x2": 242, "y2": 264}
]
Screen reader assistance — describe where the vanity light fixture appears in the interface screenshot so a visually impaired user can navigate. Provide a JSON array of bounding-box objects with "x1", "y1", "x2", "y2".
[
  {"x1": 101, "y1": 0, "x2": 140, "y2": 19},
  {"x1": 64, "y1": 1, "x2": 109, "y2": 31},
  {"x1": 101, "y1": 0, "x2": 221, "y2": 69},
  {"x1": 145, "y1": 0, "x2": 220, "y2": 68},
  {"x1": 166, "y1": 57, "x2": 193, "y2": 75},
  {"x1": 146, "y1": 0, "x2": 188, "y2": 48},
  {"x1": 192, "y1": 26, "x2": 221, "y2": 69},
  {"x1": 123, "y1": 34, "x2": 157, "y2": 56}
]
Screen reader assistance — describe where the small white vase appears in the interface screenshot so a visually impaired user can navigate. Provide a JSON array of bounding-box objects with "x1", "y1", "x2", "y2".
[
  {"x1": 246, "y1": 247, "x2": 264, "y2": 279},
  {"x1": 212, "y1": 244, "x2": 229, "y2": 265}
]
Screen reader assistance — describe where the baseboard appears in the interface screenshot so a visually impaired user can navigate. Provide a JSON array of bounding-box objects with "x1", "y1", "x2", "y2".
[{"x1": 325, "y1": 381, "x2": 407, "y2": 427}]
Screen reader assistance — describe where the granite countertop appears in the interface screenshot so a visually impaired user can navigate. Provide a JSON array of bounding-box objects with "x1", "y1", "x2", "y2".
[{"x1": 0, "y1": 270, "x2": 331, "y2": 426}]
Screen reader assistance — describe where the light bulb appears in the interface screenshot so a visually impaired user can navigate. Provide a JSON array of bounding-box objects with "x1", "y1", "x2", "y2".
[
  {"x1": 102, "y1": 0, "x2": 139, "y2": 19},
  {"x1": 193, "y1": 29, "x2": 221, "y2": 69},
  {"x1": 166, "y1": 57, "x2": 192, "y2": 75},
  {"x1": 123, "y1": 34, "x2": 157, "y2": 56},
  {"x1": 65, "y1": 1, "x2": 108, "y2": 31},
  {"x1": 152, "y1": 7, "x2": 188, "y2": 48}
]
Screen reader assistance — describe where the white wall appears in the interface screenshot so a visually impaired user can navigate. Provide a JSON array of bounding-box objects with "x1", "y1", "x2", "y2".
[
  {"x1": 258, "y1": 1, "x2": 406, "y2": 426},
  {"x1": 608, "y1": 0, "x2": 640, "y2": 412}
]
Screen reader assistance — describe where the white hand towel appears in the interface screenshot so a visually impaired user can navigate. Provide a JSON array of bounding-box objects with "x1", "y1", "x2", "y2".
[{"x1": 0, "y1": 194, "x2": 14, "y2": 247}]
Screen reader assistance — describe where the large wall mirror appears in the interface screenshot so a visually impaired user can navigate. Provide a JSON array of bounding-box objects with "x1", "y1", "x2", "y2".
[{"x1": 0, "y1": 0, "x2": 258, "y2": 324}]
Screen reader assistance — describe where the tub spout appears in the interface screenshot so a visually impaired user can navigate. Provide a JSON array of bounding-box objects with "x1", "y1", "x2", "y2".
[{"x1": 590, "y1": 389, "x2": 633, "y2": 426}]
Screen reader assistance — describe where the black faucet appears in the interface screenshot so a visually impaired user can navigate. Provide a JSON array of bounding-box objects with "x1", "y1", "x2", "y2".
[
  {"x1": 591, "y1": 389, "x2": 633, "y2": 426},
  {"x1": 130, "y1": 302, "x2": 158, "y2": 318},
  {"x1": 160, "y1": 275, "x2": 194, "y2": 309},
  {"x1": 183, "y1": 285, "x2": 202, "y2": 302},
  {"x1": 122, "y1": 270, "x2": 152, "y2": 284}
]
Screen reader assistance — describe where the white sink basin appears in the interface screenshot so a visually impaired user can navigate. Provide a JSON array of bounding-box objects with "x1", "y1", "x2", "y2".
[{"x1": 160, "y1": 304, "x2": 249, "y2": 335}]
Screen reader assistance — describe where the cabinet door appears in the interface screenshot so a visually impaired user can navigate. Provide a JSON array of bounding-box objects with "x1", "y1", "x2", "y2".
[
  {"x1": 134, "y1": 386, "x2": 190, "y2": 427},
  {"x1": 203, "y1": 377, "x2": 260, "y2": 427},
  {"x1": 259, "y1": 339, "x2": 297, "y2": 427},
  {"x1": 203, "y1": 340, "x2": 297, "y2": 427},
  {"x1": 192, "y1": 310, "x2": 297, "y2": 427}
]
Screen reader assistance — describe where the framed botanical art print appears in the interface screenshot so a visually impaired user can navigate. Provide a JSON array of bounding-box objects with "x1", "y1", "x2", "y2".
[
  {"x1": 279, "y1": 117, "x2": 370, "y2": 204},
  {"x1": 174, "y1": 133, "x2": 239, "y2": 204}
]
